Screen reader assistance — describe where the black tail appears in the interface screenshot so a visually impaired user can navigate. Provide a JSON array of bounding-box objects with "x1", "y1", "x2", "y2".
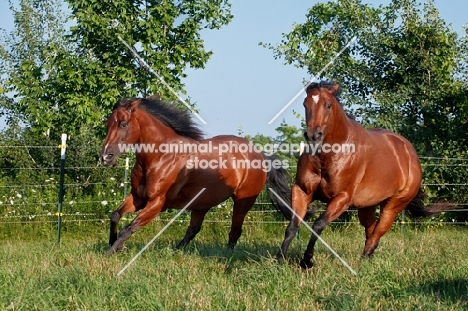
[
  {"x1": 264, "y1": 154, "x2": 314, "y2": 221},
  {"x1": 406, "y1": 188, "x2": 456, "y2": 217}
]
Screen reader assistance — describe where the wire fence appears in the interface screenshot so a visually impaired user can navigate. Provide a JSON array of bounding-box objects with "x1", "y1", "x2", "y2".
[{"x1": 0, "y1": 144, "x2": 466, "y2": 227}]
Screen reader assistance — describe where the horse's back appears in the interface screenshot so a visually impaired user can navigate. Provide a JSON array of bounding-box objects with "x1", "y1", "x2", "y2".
[
  {"x1": 351, "y1": 127, "x2": 422, "y2": 204},
  {"x1": 366, "y1": 128, "x2": 420, "y2": 165},
  {"x1": 210, "y1": 135, "x2": 267, "y2": 197}
]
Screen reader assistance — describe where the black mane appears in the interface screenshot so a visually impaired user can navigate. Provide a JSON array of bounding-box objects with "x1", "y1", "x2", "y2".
[
  {"x1": 304, "y1": 80, "x2": 355, "y2": 120},
  {"x1": 114, "y1": 98, "x2": 204, "y2": 141},
  {"x1": 305, "y1": 80, "x2": 342, "y2": 96}
]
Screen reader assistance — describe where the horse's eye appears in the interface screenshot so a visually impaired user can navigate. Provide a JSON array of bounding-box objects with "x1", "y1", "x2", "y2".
[
  {"x1": 326, "y1": 103, "x2": 332, "y2": 110},
  {"x1": 120, "y1": 122, "x2": 128, "y2": 129}
]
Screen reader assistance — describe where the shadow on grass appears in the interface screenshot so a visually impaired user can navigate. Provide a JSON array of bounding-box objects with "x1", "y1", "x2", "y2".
[
  {"x1": 88, "y1": 219, "x2": 313, "y2": 271},
  {"x1": 90, "y1": 241, "x2": 113, "y2": 254},
  {"x1": 89, "y1": 238, "x2": 290, "y2": 269},
  {"x1": 405, "y1": 277, "x2": 468, "y2": 306},
  {"x1": 177, "y1": 241, "x2": 280, "y2": 266}
]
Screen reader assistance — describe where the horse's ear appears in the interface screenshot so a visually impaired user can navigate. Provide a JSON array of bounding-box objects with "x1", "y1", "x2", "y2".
[
  {"x1": 331, "y1": 83, "x2": 340, "y2": 95},
  {"x1": 127, "y1": 99, "x2": 141, "y2": 112}
]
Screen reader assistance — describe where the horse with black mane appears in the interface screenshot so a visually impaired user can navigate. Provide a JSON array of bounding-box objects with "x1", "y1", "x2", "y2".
[
  {"x1": 101, "y1": 97, "x2": 295, "y2": 254},
  {"x1": 277, "y1": 81, "x2": 454, "y2": 269}
]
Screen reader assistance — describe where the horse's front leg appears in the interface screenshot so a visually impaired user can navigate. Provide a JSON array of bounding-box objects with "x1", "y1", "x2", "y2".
[
  {"x1": 277, "y1": 154, "x2": 320, "y2": 264},
  {"x1": 109, "y1": 194, "x2": 140, "y2": 248},
  {"x1": 277, "y1": 184, "x2": 313, "y2": 264},
  {"x1": 300, "y1": 192, "x2": 350, "y2": 269},
  {"x1": 107, "y1": 196, "x2": 165, "y2": 255}
]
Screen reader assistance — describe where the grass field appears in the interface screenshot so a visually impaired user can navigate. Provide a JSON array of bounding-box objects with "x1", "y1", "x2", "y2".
[{"x1": 0, "y1": 215, "x2": 467, "y2": 310}]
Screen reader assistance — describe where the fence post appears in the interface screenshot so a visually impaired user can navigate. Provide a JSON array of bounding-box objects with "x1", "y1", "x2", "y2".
[
  {"x1": 57, "y1": 133, "x2": 67, "y2": 243},
  {"x1": 121, "y1": 157, "x2": 129, "y2": 228}
]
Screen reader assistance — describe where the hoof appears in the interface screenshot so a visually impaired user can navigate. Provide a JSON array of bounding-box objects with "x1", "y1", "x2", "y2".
[
  {"x1": 106, "y1": 243, "x2": 126, "y2": 255},
  {"x1": 276, "y1": 252, "x2": 285, "y2": 265},
  {"x1": 299, "y1": 259, "x2": 314, "y2": 270},
  {"x1": 361, "y1": 253, "x2": 373, "y2": 260},
  {"x1": 117, "y1": 245, "x2": 127, "y2": 252}
]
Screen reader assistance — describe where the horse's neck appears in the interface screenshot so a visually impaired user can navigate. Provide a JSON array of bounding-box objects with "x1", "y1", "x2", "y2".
[
  {"x1": 137, "y1": 113, "x2": 177, "y2": 143},
  {"x1": 136, "y1": 112, "x2": 199, "y2": 157},
  {"x1": 326, "y1": 105, "x2": 354, "y2": 143}
]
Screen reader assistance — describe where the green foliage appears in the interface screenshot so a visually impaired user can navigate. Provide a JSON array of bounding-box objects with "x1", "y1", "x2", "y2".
[
  {"x1": 0, "y1": 0, "x2": 234, "y2": 222},
  {"x1": 0, "y1": 0, "x2": 76, "y2": 132},
  {"x1": 274, "y1": 119, "x2": 303, "y2": 146},
  {"x1": 265, "y1": 0, "x2": 468, "y2": 220},
  {"x1": 0, "y1": 0, "x2": 466, "y2": 226},
  {"x1": 0, "y1": 0, "x2": 232, "y2": 136},
  {"x1": 266, "y1": 0, "x2": 467, "y2": 144},
  {"x1": 0, "y1": 125, "x2": 125, "y2": 220}
]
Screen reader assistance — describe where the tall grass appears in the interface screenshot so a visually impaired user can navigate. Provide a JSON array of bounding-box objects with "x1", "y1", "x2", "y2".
[{"x1": 0, "y1": 220, "x2": 466, "y2": 310}]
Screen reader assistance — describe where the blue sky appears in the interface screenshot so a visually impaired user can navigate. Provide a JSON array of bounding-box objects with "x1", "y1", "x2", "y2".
[{"x1": 1, "y1": 0, "x2": 467, "y2": 137}]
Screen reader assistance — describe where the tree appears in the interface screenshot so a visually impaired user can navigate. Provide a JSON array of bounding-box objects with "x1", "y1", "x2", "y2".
[
  {"x1": 265, "y1": 0, "x2": 468, "y2": 220},
  {"x1": 0, "y1": 0, "x2": 233, "y2": 136},
  {"x1": 0, "y1": 0, "x2": 234, "y2": 220},
  {"x1": 266, "y1": 0, "x2": 467, "y2": 152},
  {"x1": 0, "y1": 0, "x2": 70, "y2": 133},
  {"x1": 245, "y1": 118, "x2": 303, "y2": 174}
]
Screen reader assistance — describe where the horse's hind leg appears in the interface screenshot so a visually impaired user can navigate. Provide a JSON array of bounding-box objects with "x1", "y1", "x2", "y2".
[
  {"x1": 176, "y1": 209, "x2": 208, "y2": 249},
  {"x1": 277, "y1": 184, "x2": 313, "y2": 264},
  {"x1": 362, "y1": 199, "x2": 407, "y2": 257},
  {"x1": 228, "y1": 196, "x2": 257, "y2": 249},
  {"x1": 357, "y1": 206, "x2": 377, "y2": 243}
]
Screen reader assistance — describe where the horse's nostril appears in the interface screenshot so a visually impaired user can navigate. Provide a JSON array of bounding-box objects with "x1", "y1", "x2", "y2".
[
  {"x1": 313, "y1": 130, "x2": 323, "y2": 141},
  {"x1": 102, "y1": 154, "x2": 114, "y2": 163}
]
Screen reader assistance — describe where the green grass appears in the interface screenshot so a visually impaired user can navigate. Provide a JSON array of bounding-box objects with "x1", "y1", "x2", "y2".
[{"x1": 0, "y1": 219, "x2": 467, "y2": 310}]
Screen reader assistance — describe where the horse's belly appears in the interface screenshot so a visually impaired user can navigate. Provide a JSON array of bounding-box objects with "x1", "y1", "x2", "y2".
[
  {"x1": 351, "y1": 183, "x2": 399, "y2": 207},
  {"x1": 166, "y1": 184, "x2": 234, "y2": 210},
  {"x1": 319, "y1": 176, "x2": 400, "y2": 208},
  {"x1": 352, "y1": 194, "x2": 387, "y2": 208}
]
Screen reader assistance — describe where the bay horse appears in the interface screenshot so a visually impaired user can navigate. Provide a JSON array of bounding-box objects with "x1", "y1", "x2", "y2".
[
  {"x1": 101, "y1": 98, "x2": 294, "y2": 255},
  {"x1": 277, "y1": 81, "x2": 453, "y2": 269}
]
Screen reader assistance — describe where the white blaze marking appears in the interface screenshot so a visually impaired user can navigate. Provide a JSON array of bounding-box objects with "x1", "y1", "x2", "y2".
[{"x1": 312, "y1": 95, "x2": 320, "y2": 104}]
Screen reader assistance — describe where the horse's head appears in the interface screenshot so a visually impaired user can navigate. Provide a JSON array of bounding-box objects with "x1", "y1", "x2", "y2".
[
  {"x1": 101, "y1": 99, "x2": 141, "y2": 166},
  {"x1": 303, "y1": 82, "x2": 341, "y2": 146}
]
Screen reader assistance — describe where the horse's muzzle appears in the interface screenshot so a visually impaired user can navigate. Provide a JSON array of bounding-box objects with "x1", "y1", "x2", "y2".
[
  {"x1": 305, "y1": 127, "x2": 324, "y2": 144},
  {"x1": 101, "y1": 153, "x2": 117, "y2": 166},
  {"x1": 304, "y1": 129, "x2": 323, "y2": 155}
]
